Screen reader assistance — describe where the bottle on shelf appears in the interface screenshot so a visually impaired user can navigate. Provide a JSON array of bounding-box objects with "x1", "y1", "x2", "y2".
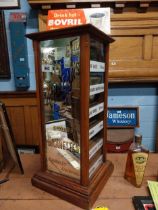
[{"x1": 124, "y1": 134, "x2": 149, "y2": 187}]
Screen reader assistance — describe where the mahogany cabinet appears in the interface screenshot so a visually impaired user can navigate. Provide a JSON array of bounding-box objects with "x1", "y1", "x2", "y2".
[{"x1": 26, "y1": 24, "x2": 114, "y2": 209}]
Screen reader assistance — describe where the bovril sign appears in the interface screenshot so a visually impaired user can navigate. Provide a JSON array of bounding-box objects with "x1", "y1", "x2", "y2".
[
  {"x1": 107, "y1": 107, "x2": 139, "y2": 127},
  {"x1": 47, "y1": 8, "x2": 111, "y2": 34}
]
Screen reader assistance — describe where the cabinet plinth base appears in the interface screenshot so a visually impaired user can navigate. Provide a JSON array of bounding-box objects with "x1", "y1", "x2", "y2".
[{"x1": 31, "y1": 160, "x2": 114, "y2": 209}]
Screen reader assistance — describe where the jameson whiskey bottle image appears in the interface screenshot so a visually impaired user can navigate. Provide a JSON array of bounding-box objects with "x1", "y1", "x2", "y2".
[{"x1": 124, "y1": 134, "x2": 149, "y2": 187}]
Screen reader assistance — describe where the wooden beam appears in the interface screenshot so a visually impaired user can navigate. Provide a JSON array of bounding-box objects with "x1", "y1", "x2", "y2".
[
  {"x1": 114, "y1": 1, "x2": 125, "y2": 13},
  {"x1": 143, "y1": 34, "x2": 153, "y2": 60},
  {"x1": 137, "y1": 1, "x2": 150, "y2": 13}
]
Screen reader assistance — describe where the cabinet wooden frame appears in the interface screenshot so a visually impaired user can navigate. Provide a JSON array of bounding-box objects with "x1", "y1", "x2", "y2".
[{"x1": 26, "y1": 24, "x2": 114, "y2": 209}]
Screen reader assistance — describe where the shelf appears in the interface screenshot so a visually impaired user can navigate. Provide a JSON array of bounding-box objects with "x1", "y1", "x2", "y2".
[
  {"x1": 89, "y1": 120, "x2": 103, "y2": 139},
  {"x1": 90, "y1": 60, "x2": 105, "y2": 72},
  {"x1": 89, "y1": 137, "x2": 103, "y2": 159},
  {"x1": 89, "y1": 83, "x2": 104, "y2": 96},
  {"x1": 89, "y1": 102, "x2": 104, "y2": 118},
  {"x1": 89, "y1": 154, "x2": 103, "y2": 178}
]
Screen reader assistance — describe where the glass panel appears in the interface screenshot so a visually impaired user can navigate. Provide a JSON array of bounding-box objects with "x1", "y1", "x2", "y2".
[
  {"x1": 89, "y1": 38, "x2": 105, "y2": 178},
  {"x1": 40, "y1": 37, "x2": 80, "y2": 180}
]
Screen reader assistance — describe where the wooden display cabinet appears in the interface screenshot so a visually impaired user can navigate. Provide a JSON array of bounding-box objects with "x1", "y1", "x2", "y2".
[{"x1": 26, "y1": 24, "x2": 114, "y2": 209}]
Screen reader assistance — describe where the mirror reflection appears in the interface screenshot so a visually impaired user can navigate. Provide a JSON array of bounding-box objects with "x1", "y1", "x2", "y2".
[{"x1": 40, "y1": 37, "x2": 80, "y2": 180}]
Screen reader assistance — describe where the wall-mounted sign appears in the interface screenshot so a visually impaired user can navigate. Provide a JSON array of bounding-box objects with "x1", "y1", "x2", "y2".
[
  {"x1": 47, "y1": 8, "x2": 111, "y2": 34},
  {"x1": 9, "y1": 13, "x2": 27, "y2": 22},
  {"x1": 107, "y1": 107, "x2": 139, "y2": 128}
]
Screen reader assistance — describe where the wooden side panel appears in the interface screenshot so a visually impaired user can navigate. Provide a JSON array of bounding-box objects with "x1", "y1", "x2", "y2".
[
  {"x1": 153, "y1": 35, "x2": 158, "y2": 59},
  {"x1": 0, "y1": 92, "x2": 39, "y2": 146},
  {"x1": 30, "y1": 106, "x2": 40, "y2": 145},
  {"x1": 7, "y1": 107, "x2": 26, "y2": 145},
  {"x1": 24, "y1": 106, "x2": 39, "y2": 146},
  {"x1": 80, "y1": 34, "x2": 90, "y2": 186},
  {"x1": 143, "y1": 35, "x2": 153, "y2": 60},
  {"x1": 110, "y1": 36, "x2": 143, "y2": 60},
  {"x1": 38, "y1": 12, "x2": 47, "y2": 32}
]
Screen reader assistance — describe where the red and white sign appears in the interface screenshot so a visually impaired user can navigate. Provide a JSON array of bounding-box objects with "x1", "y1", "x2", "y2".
[
  {"x1": 9, "y1": 13, "x2": 27, "y2": 22},
  {"x1": 47, "y1": 8, "x2": 111, "y2": 34}
]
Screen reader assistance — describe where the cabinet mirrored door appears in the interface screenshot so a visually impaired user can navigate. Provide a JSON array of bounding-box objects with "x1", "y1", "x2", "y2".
[
  {"x1": 89, "y1": 39, "x2": 105, "y2": 178},
  {"x1": 40, "y1": 36, "x2": 81, "y2": 180}
]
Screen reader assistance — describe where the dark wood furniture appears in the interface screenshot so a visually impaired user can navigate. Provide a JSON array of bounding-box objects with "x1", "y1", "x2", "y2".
[
  {"x1": 0, "y1": 153, "x2": 157, "y2": 210},
  {"x1": 26, "y1": 24, "x2": 114, "y2": 209}
]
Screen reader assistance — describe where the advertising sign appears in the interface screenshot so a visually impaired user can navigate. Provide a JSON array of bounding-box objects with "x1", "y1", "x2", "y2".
[
  {"x1": 47, "y1": 8, "x2": 111, "y2": 34},
  {"x1": 46, "y1": 120, "x2": 80, "y2": 180},
  {"x1": 9, "y1": 13, "x2": 27, "y2": 22},
  {"x1": 107, "y1": 107, "x2": 139, "y2": 128}
]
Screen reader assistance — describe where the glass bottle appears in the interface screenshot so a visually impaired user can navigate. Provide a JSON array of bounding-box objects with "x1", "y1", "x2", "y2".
[{"x1": 124, "y1": 134, "x2": 149, "y2": 187}]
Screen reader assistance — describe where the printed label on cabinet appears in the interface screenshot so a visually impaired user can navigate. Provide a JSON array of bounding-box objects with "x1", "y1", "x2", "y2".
[
  {"x1": 90, "y1": 60, "x2": 105, "y2": 72},
  {"x1": 90, "y1": 84, "x2": 104, "y2": 96},
  {"x1": 89, "y1": 102, "x2": 104, "y2": 118},
  {"x1": 89, "y1": 121, "x2": 103, "y2": 139}
]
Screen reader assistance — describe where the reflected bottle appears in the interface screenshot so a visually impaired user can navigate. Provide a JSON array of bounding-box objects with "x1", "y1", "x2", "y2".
[{"x1": 124, "y1": 134, "x2": 149, "y2": 187}]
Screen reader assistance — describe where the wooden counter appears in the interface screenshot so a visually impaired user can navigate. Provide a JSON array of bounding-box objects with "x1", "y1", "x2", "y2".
[{"x1": 0, "y1": 153, "x2": 157, "y2": 210}]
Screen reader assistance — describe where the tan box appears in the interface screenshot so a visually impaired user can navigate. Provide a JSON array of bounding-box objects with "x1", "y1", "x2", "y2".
[{"x1": 107, "y1": 128, "x2": 134, "y2": 153}]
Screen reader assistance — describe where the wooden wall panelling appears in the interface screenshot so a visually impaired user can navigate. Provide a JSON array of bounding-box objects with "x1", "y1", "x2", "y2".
[
  {"x1": 0, "y1": 92, "x2": 40, "y2": 146},
  {"x1": 7, "y1": 106, "x2": 26, "y2": 145},
  {"x1": 143, "y1": 35, "x2": 153, "y2": 60},
  {"x1": 38, "y1": 12, "x2": 47, "y2": 32},
  {"x1": 109, "y1": 12, "x2": 158, "y2": 82},
  {"x1": 24, "y1": 106, "x2": 39, "y2": 146},
  {"x1": 153, "y1": 35, "x2": 158, "y2": 59},
  {"x1": 27, "y1": 0, "x2": 158, "y2": 10},
  {"x1": 29, "y1": 106, "x2": 40, "y2": 145}
]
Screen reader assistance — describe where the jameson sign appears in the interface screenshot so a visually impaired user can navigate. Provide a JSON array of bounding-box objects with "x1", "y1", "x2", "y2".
[{"x1": 107, "y1": 107, "x2": 139, "y2": 127}]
